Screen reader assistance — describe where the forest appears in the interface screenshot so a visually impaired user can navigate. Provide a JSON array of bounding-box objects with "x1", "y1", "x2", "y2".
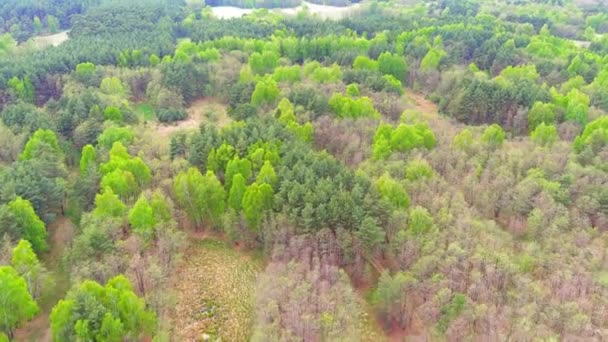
[{"x1": 1, "y1": 0, "x2": 608, "y2": 341}]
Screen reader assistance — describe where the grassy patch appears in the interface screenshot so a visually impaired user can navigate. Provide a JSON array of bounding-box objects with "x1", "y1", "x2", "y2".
[
  {"x1": 172, "y1": 237, "x2": 262, "y2": 341},
  {"x1": 135, "y1": 103, "x2": 155, "y2": 122}
]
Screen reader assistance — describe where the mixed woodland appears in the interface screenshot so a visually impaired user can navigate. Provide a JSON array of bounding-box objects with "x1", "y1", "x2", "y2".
[{"x1": 1, "y1": 0, "x2": 608, "y2": 340}]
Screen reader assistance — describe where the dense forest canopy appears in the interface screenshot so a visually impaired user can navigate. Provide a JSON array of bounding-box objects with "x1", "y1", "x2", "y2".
[{"x1": 0, "y1": 0, "x2": 608, "y2": 341}]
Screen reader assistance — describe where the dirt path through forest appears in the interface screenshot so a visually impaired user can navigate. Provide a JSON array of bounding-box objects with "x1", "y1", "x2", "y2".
[{"x1": 14, "y1": 216, "x2": 74, "y2": 342}]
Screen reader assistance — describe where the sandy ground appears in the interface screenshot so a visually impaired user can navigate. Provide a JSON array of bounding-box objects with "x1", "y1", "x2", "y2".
[
  {"x1": 29, "y1": 31, "x2": 69, "y2": 49},
  {"x1": 212, "y1": 1, "x2": 362, "y2": 20}
]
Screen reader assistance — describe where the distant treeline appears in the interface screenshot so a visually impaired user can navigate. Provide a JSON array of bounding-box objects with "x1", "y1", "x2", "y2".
[{"x1": 205, "y1": 0, "x2": 360, "y2": 8}]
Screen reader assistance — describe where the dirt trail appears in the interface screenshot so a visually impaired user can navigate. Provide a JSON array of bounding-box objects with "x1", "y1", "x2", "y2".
[
  {"x1": 14, "y1": 217, "x2": 74, "y2": 342},
  {"x1": 406, "y1": 91, "x2": 463, "y2": 144}
]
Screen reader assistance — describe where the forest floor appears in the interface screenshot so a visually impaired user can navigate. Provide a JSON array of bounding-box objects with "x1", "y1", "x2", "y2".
[
  {"x1": 14, "y1": 216, "x2": 74, "y2": 342},
  {"x1": 170, "y1": 234, "x2": 263, "y2": 342},
  {"x1": 154, "y1": 98, "x2": 231, "y2": 138}
]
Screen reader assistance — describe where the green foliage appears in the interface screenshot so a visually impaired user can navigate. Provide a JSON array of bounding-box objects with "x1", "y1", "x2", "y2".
[
  {"x1": 103, "y1": 106, "x2": 123, "y2": 123},
  {"x1": 242, "y1": 182, "x2": 273, "y2": 231},
  {"x1": 329, "y1": 93, "x2": 380, "y2": 119},
  {"x1": 11, "y1": 239, "x2": 48, "y2": 299},
  {"x1": 80, "y1": 144, "x2": 97, "y2": 175},
  {"x1": 100, "y1": 77, "x2": 126, "y2": 96},
  {"x1": 531, "y1": 123, "x2": 558, "y2": 147},
  {"x1": 7, "y1": 76, "x2": 35, "y2": 103},
  {"x1": 353, "y1": 55, "x2": 378, "y2": 71},
  {"x1": 97, "y1": 126, "x2": 134, "y2": 149},
  {"x1": 481, "y1": 124, "x2": 505, "y2": 149},
  {"x1": 373, "y1": 271, "x2": 415, "y2": 322},
  {"x1": 378, "y1": 52, "x2": 407, "y2": 82},
  {"x1": 389, "y1": 123, "x2": 436, "y2": 153},
  {"x1": 437, "y1": 293, "x2": 467, "y2": 333},
  {"x1": 207, "y1": 143, "x2": 236, "y2": 173},
  {"x1": 251, "y1": 77, "x2": 280, "y2": 106},
  {"x1": 564, "y1": 89, "x2": 589, "y2": 126},
  {"x1": 174, "y1": 168, "x2": 226, "y2": 228},
  {"x1": 93, "y1": 188, "x2": 126, "y2": 218},
  {"x1": 228, "y1": 173, "x2": 247, "y2": 212},
  {"x1": 256, "y1": 160, "x2": 277, "y2": 189},
  {"x1": 372, "y1": 135, "x2": 392, "y2": 160},
  {"x1": 249, "y1": 50, "x2": 279, "y2": 75},
  {"x1": 573, "y1": 116, "x2": 608, "y2": 154},
  {"x1": 99, "y1": 142, "x2": 151, "y2": 199},
  {"x1": 528, "y1": 102, "x2": 556, "y2": 131},
  {"x1": 75, "y1": 62, "x2": 96, "y2": 84},
  {"x1": 346, "y1": 83, "x2": 361, "y2": 97},
  {"x1": 357, "y1": 217, "x2": 385, "y2": 252},
  {"x1": 0, "y1": 266, "x2": 39, "y2": 337},
  {"x1": 376, "y1": 173, "x2": 410, "y2": 209},
  {"x1": 272, "y1": 65, "x2": 301, "y2": 83},
  {"x1": 50, "y1": 275, "x2": 156, "y2": 342},
  {"x1": 8, "y1": 197, "x2": 47, "y2": 253},
  {"x1": 225, "y1": 156, "x2": 252, "y2": 190},
  {"x1": 420, "y1": 48, "x2": 445, "y2": 71},
  {"x1": 408, "y1": 206, "x2": 434, "y2": 235},
  {"x1": 157, "y1": 109, "x2": 187, "y2": 123},
  {"x1": 311, "y1": 64, "x2": 342, "y2": 83},
  {"x1": 453, "y1": 128, "x2": 474, "y2": 152},
  {"x1": 129, "y1": 195, "x2": 156, "y2": 240},
  {"x1": 20, "y1": 129, "x2": 61, "y2": 161},
  {"x1": 405, "y1": 159, "x2": 434, "y2": 181}
]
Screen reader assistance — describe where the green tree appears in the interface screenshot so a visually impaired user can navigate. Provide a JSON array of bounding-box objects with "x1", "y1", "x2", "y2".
[
  {"x1": 93, "y1": 188, "x2": 126, "y2": 218},
  {"x1": 75, "y1": 62, "x2": 96, "y2": 84},
  {"x1": 242, "y1": 182, "x2": 273, "y2": 231},
  {"x1": 100, "y1": 169, "x2": 139, "y2": 200},
  {"x1": 249, "y1": 51, "x2": 279, "y2": 75},
  {"x1": 346, "y1": 84, "x2": 360, "y2": 97},
  {"x1": 174, "y1": 168, "x2": 226, "y2": 228},
  {"x1": 378, "y1": 52, "x2": 407, "y2": 82},
  {"x1": 357, "y1": 217, "x2": 385, "y2": 252},
  {"x1": 8, "y1": 198, "x2": 47, "y2": 253},
  {"x1": 256, "y1": 160, "x2": 277, "y2": 189},
  {"x1": 373, "y1": 135, "x2": 392, "y2": 160},
  {"x1": 0, "y1": 266, "x2": 39, "y2": 340},
  {"x1": 50, "y1": 275, "x2": 156, "y2": 342},
  {"x1": 20, "y1": 129, "x2": 61, "y2": 161},
  {"x1": 129, "y1": 196, "x2": 156, "y2": 241},
  {"x1": 103, "y1": 106, "x2": 123, "y2": 123},
  {"x1": 33, "y1": 16, "x2": 43, "y2": 34},
  {"x1": 573, "y1": 116, "x2": 608, "y2": 154},
  {"x1": 531, "y1": 123, "x2": 558, "y2": 147},
  {"x1": 251, "y1": 77, "x2": 280, "y2": 106},
  {"x1": 453, "y1": 128, "x2": 474, "y2": 152},
  {"x1": 47, "y1": 15, "x2": 58, "y2": 33},
  {"x1": 224, "y1": 156, "x2": 252, "y2": 190},
  {"x1": 100, "y1": 77, "x2": 126, "y2": 96},
  {"x1": 228, "y1": 174, "x2": 247, "y2": 212},
  {"x1": 376, "y1": 173, "x2": 410, "y2": 209},
  {"x1": 11, "y1": 239, "x2": 48, "y2": 299},
  {"x1": 405, "y1": 159, "x2": 434, "y2": 181},
  {"x1": 481, "y1": 124, "x2": 506, "y2": 149},
  {"x1": 408, "y1": 206, "x2": 434, "y2": 235},
  {"x1": 80, "y1": 144, "x2": 97, "y2": 175},
  {"x1": 527, "y1": 102, "x2": 556, "y2": 131},
  {"x1": 353, "y1": 55, "x2": 378, "y2": 71},
  {"x1": 97, "y1": 126, "x2": 134, "y2": 149}
]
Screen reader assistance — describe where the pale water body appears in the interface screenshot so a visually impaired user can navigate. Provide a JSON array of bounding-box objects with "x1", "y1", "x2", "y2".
[{"x1": 211, "y1": 1, "x2": 362, "y2": 20}]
